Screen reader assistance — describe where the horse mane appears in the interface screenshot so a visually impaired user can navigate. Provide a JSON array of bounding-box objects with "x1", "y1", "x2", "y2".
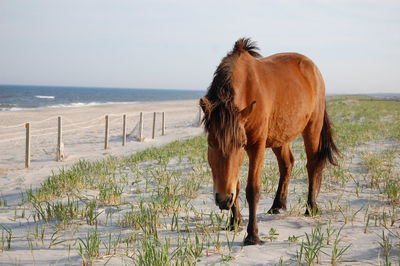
[{"x1": 202, "y1": 38, "x2": 261, "y2": 155}]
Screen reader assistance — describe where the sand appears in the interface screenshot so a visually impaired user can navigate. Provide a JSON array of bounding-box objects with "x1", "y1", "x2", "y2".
[
  {"x1": 0, "y1": 99, "x2": 399, "y2": 265},
  {"x1": 0, "y1": 100, "x2": 203, "y2": 205}
]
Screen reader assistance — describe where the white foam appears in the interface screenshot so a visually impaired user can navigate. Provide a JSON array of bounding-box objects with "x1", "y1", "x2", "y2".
[
  {"x1": 0, "y1": 101, "x2": 137, "y2": 112},
  {"x1": 35, "y1": 95, "x2": 55, "y2": 99},
  {"x1": 47, "y1": 101, "x2": 134, "y2": 109}
]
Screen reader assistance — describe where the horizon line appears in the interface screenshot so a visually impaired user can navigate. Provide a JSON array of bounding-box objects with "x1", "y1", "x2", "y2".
[
  {"x1": 1, "y1": 83, "x2": 399, "y2": 96},
  {"x1": 0, "y1": 83, "x2": 206, "y2": 92}
]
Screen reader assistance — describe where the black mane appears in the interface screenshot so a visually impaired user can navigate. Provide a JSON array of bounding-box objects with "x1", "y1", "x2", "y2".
[
  {"x1": 205, "y1": 38, "x2": 261, "y2": 103},
  {"x1": 202, "y1": 38, "x2": 261, "y2": 155}
]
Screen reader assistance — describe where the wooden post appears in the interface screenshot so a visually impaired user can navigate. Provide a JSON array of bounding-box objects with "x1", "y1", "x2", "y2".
[
  {"x1": 152, "y1": 112, "x2": 156, "y2": 139},
  {"x1": 122, "y1": 114, "x2": 126, "y2": 146},
  {"x1": 57, "y1": 116, "x2": 64, "y2": 162},
  {"x1": 162, "y1": 112, "x2": 165, "y2": 136},
  {"x1": 104, "y1": 115, "x2": 109, "y2": 149},
  {"x1": 139, "y1": 112, "x2": 143, "y2": 142},
  {"x1": 198, "y1": 106, "x2": 202, "y2": 127},
  {"x1": 25, "y1": 123, "x2": 30, "y2": 168}
]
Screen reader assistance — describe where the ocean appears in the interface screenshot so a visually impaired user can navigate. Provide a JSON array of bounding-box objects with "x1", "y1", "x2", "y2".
[{"x1": 0, "y1": 85, "x2": 205, "y2": 111}]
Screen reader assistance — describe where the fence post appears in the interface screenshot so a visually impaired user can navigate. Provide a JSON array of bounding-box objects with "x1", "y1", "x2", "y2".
[
  {"x1": 162, "y1": 112, "x2": 165, "y2": 136},
  {"x1": 25, "y1": 123, "x2": 30, "y2": 168},
  {"x1": 104, "y1": 115, "x2": 109, "y2": 149},
  {"x1": 152, "y1": 112, "x2": 156, "y2": 139},
  {"x1": 57, "y1": 116, "x2": 64, "y2": 162},
  {"x1": 122, "y1": 114, "x2": 126, "y2": 146},
  {"x1": 139, "y1": 112, "x2": 143, "y2": 142}
]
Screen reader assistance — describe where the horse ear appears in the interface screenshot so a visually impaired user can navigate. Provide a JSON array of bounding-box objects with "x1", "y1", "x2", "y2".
[
  {"x1": 199, "y1": 97, "x2": 213, "y2": 117},
  {"x1": 239, "y1": 100, "x2": 256, "y2": 122}
]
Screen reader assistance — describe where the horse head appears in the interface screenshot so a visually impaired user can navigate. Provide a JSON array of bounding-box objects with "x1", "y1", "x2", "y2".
[{"x1": 200, "y1": 96, "x2": 255, "y2": 210}]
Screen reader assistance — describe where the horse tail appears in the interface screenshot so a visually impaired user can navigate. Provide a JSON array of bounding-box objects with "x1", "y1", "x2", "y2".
[{"x1": 317, "y1": 109, "x2": 340, "y2": 166}]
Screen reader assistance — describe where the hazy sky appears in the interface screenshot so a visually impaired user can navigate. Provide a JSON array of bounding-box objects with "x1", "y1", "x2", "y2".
[{"x1": 0, "y1": 0, "x2": 399, "y2": 94}]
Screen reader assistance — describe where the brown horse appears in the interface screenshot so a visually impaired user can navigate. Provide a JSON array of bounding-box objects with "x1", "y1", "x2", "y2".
[{"x1": 200, "y1": 38, "x2": 339, "y2": 245}]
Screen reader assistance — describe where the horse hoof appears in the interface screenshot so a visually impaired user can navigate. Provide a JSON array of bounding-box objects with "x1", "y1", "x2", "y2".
[
  {"x1": 244, "y1": 235, "x2": 264, "y2": 245},
  {"x1": 224, "y1": 224, "x2": 237, "y2": 231},
  {"x1": 305, "y1": 206, "x2": 320, "y2": 216},
  {"x1": 225, "y1": 225, "x2": 243, "y2": 232},
  {"x1": 225, "y1": 220, "x2": 243, "y2": 231},
  {"x1": 267, "y1": 208, "x2": 280, "y2": 214}
]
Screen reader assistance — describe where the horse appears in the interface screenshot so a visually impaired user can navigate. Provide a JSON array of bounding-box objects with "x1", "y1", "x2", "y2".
[{"x1": 199, "y1": 38, "x2": 339, "y2": 245}]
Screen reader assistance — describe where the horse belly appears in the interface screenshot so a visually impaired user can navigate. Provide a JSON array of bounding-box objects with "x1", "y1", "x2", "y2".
[{"x1": 265, "y1": 110, "x2": 311, "y2": 148}]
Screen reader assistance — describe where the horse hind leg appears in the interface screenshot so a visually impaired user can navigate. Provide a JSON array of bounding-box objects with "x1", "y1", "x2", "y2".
[
  {"x1": 268, "y1": 143, "x2": 295, "y2": 214},
  {"x1": 302, "y1": 121, "x2": 325, "y2": 216}
]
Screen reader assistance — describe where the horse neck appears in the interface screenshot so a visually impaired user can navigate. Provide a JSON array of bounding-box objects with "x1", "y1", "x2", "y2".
[{"x1": 232, "y1": 53, "x2": 259, "y2": 110}]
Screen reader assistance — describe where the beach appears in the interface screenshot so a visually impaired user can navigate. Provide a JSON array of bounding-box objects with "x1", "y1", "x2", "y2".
[
  {"x1": 0, "y1": 96, "x2": 399, "y2": 265},
  {"x1": 0, "y1": 100, "x2": 203, "y2": 204}
]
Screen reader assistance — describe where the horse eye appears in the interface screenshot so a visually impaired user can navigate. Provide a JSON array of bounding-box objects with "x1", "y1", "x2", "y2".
[
  {"x1": 242, "y1": 144, "x2": 246, "y2": 149},
  {"x1": 208, "y1": 143, "x2": 213, "y2": 149}
]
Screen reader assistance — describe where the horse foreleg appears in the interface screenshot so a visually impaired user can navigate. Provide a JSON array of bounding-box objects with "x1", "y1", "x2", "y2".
[
  {"x1": 268, "y1": 144, "x2": 295, "y2": 214},
  {"x1": 227, "y1": 180, "x2": 243, "y2": 231},
  {"x1": 244, "y1": 143, "x2": 265, "y2": 245}
]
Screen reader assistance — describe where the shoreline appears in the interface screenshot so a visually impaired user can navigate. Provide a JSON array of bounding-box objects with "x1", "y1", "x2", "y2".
[
  {"x1": 0, "y1": 99, "x2": 201, "y2": 113},
  {"x1": 0, "y1": 85, "x2": 205, "y2": 112}
]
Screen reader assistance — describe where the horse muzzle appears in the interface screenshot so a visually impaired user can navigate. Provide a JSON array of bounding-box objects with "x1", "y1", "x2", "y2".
[{"x1": 215, "y1": 192, "x2": 234, "y2": 210}]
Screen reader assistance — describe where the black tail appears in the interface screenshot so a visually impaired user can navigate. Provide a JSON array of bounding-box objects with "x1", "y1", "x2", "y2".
[{"x1": 318, "y1": 109, "x2": 340, "y2": 166}]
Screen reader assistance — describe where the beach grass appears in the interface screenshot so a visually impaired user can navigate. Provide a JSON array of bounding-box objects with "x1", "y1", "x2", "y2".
[{"x1": 0, "y1": 95, "x2": 400, "y2": 264}]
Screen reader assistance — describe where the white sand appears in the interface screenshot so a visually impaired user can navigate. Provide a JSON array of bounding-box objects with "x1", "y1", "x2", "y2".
[{"x1": 0, "y1": 100, "x2": 203, "y2": 205}]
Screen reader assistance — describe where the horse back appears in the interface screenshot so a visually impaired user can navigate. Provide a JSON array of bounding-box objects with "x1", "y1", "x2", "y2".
[{"x1": 237, "y1": 52, "x2": 325, "y2": 147}]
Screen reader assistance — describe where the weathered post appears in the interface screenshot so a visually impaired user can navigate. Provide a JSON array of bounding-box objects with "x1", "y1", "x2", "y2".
[
  {"x1": 139, "y1": 112, "x2": 144, "y2": 142},
  {"x1": 57, "y1": 116, "x2": 64, "y2": 161},
  {"x1": 105, "y1": 115, "x2": 109, "y2": 149},
  {"x1": 122, "y1": 114, "x2": 126, "y2": 146},
  {"x1": 152, "y1": 112, "x2": 156, "y2": 139},
  {"x1": 25, "y1": 123, "x2": 30, "y2": 168},
  {"x1": 162, "y1": 112, "x2": 165, "y2": 136}
]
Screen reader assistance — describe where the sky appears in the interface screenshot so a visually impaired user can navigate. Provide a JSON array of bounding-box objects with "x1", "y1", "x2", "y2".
[{"x1": 0, "y1": 0, "x2": 399, "y2": 94}]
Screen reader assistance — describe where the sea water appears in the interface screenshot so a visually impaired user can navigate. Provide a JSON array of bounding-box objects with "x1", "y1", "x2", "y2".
[{"x1": 0, "y1": 85, "x2": 204, "y2": 111}]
